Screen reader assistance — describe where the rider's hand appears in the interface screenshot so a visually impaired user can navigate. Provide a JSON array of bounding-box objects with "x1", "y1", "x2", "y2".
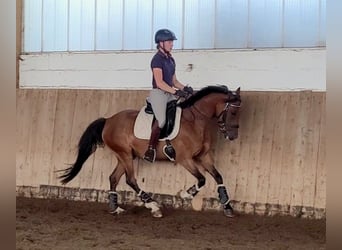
[
  {"x1": 175, "y1": 89, "x2": 188, "y2": 98},
  {"x1": 183, "y1": 85, "x2": 193, "y2": 95}
]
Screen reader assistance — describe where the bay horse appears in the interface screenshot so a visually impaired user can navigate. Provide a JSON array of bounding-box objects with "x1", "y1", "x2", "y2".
[{"x1": 59, "y1": 85, "x2": 241, "y2": 218}]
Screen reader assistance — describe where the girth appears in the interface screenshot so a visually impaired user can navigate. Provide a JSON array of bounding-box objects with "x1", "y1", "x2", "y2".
[{"x1": 145, "y1": 99, "x2": 177, "y2": 139}]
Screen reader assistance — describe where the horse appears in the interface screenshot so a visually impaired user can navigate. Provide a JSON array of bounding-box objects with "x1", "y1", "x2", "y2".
[{"x1": 58, "y1": 85, "x2": 241, "y2": 218}]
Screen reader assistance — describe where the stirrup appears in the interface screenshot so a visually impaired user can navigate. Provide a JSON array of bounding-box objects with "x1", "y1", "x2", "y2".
[
  {"x1": 163, "y1": 143, "x2": 176, "y2": 162},
  {"x1": 143, "y1": 148, "x2": 156, "y2": 163}
]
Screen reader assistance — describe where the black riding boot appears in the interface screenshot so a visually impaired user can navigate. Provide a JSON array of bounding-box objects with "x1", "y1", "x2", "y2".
[{"x1": 143, "y1": 121, "x2": 161, "y2": 163}]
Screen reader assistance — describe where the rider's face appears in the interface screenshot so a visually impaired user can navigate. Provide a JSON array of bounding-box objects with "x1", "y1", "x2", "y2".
[{"x1": 160, "y1": 40, "x2": 173, "y2": 52}]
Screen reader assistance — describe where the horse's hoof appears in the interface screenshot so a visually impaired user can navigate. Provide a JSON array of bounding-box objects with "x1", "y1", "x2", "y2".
[
  {"x1": 145, "y1": 201, "x2": 162, "y2": 218},
  {"x1": 109, "y1": 206, "x2": 125, "y2": 215},
  {"x1": 152, "y1": 209, "x2": 163, "y2": 218},
  {"x1": 224, "y1": 208, "x2": 235, "y2": 218},
  {"x1": 179, "y1": 190, "x2": 193, "y2": 200}
]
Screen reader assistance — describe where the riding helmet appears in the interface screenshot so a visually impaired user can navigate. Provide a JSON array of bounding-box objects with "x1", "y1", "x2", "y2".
[{"x1": 154, "y1": 29, "x2": 177, "y2": 44}]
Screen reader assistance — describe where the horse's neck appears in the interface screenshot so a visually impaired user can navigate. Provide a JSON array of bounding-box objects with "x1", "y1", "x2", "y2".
[
  {"x1": 183, "y1": 104, "x2": 217, "y2": 132},
  {"x1": 182, "y1": 108, "x2": 216, "y2": 143},
  {"x1": 192, "y1": 95, "x2": 218, "y2": 118}
]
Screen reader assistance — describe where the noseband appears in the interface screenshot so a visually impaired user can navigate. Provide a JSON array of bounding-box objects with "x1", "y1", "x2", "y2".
[{"x1": 217, "y1": 102, "x2": 241, "y2": 134}]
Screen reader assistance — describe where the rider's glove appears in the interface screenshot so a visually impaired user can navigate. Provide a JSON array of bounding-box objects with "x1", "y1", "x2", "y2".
[
  {"x1": 183, "y1": 85, "x2": 194, "y2": 95},
  {"x1": 175, "y1": 89, "x2": 188, "y2": 98}
]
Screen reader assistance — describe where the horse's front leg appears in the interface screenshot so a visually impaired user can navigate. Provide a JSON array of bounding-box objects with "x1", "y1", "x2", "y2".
[
  {"x1": 124, "y1": 160, "x2": 162, "y2": 218},
  {"x1": 178, "y1": 159, "x2": 206, "y2": 200},
  {"x1": 213, "y1": 170, "x2": 234, "y2": 218},
  {"x1": 199, "y1": 154, "x2": 234, "y2": 218}
]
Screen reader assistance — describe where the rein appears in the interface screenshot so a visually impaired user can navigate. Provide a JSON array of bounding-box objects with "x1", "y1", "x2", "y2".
[{"x1": 192, "y1": 103, "x2": 209, "y2": 119}]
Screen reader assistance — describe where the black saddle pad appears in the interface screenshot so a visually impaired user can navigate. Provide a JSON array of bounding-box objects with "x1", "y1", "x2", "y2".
[{"x1": 145, "y1": 99, "x2": 177, "y2": 139}]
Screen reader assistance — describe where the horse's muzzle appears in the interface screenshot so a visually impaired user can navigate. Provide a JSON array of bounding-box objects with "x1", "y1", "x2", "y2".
[{"x1": 225, "y1": 132, "x2": 238, "y2": 141}]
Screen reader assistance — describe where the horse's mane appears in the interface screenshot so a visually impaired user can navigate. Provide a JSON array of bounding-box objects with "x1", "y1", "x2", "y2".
[{"x1": 178, "y1": 85, "x2": 229, "y2": 109}]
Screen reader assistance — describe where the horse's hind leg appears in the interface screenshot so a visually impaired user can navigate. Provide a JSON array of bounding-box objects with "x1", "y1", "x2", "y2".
[
  {"x1": 108, "y1": 163, "x2": 126, "y2": 215},
  {"x1": 123, "y1": 157, "x2": 163, "y2": 218},
  {"x1": 178, "y1": 159, "x2": 206, "y2": 199}
]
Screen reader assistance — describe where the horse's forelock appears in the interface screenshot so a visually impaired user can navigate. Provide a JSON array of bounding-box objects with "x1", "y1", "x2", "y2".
[{"x1": 227, "y1": 90, "x2": 241, "y2": 103}]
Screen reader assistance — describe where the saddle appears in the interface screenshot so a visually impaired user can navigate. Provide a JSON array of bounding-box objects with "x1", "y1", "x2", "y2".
[
  {"x1": 144, "y1": 99, "x2": 177, "y2": 139},
  {"x1": 133, "y1": 99, "x2": 182, "y2": 141},
  {"x1": 134, "y1": 99, "x2": 182, "y2": 162}
]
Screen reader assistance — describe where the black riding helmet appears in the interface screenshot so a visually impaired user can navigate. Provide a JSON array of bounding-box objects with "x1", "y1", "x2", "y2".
[{"x1": 154, "y1": 29, "x2": 177, "y2": 44}]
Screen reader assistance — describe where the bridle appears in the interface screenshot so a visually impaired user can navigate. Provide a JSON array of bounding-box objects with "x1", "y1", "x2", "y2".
[
  {"x1": 189, "y1": 91, "x2": 241, "y2": 134},
  {"x1": 217, "y1": 99, "x2": 241, "y2": 135}
]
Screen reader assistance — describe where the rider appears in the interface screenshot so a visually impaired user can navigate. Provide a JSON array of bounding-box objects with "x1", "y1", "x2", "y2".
[{"x1": 143, "y1": 28, "x2": 194, "y2": 163}]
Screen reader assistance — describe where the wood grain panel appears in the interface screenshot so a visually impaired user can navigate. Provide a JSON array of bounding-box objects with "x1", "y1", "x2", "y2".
[
  {"x1": 16, "y1": 90, "x2": 33, "y2": 186},
  {"x1": 278, "y1": 93, "x2": 300, "y2": 211},
  {"x1": 267, "y1": 93, "x2": 288, "y2": 206},
  {"x1": 50, "y1": 90, "x2": 77, "y2": 186},
  {"x1": 302, "y1": 93, "x2": 322, "y2": 209},
  {"x1": 290, "y1": 91, "x2": 312, "y2": 208},
  {"x1": 32, "y1": 90, "x2": 58, "y2": 185},
  {"x1": 245, "y1": 93, "x2": 267, "y2": 206},
  {"x1": 21, "y1": 91, "x2": 41, "y2": 186},
  {"x1": 314, "y1": 94, "x2": 326, "y2": 209},
  {"x1": 255, "y1": 94, "x2": 278, "y2": 205},
  {"x1": 234, "y1": 93, "x2": 255, "y2": 202}
]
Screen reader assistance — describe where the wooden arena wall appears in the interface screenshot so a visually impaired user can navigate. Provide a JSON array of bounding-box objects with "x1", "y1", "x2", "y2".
[{"x1": 16, "y1": 89, "x2": 326, "y2": 218}]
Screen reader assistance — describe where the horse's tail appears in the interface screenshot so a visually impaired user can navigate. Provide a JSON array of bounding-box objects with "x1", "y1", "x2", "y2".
[{"x1": 58, "y1": 117, "x2": 106, "y2": 184}]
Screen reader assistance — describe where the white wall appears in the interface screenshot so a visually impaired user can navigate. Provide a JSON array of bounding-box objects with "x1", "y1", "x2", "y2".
[{"x1": 19, "y1": 48, "x2": 326, "y2": 91}]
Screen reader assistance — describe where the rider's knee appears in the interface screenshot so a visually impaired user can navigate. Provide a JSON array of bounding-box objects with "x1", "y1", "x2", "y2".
[{"x1": 158, "y1": 119, "x2": 166, "y2": 128}]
